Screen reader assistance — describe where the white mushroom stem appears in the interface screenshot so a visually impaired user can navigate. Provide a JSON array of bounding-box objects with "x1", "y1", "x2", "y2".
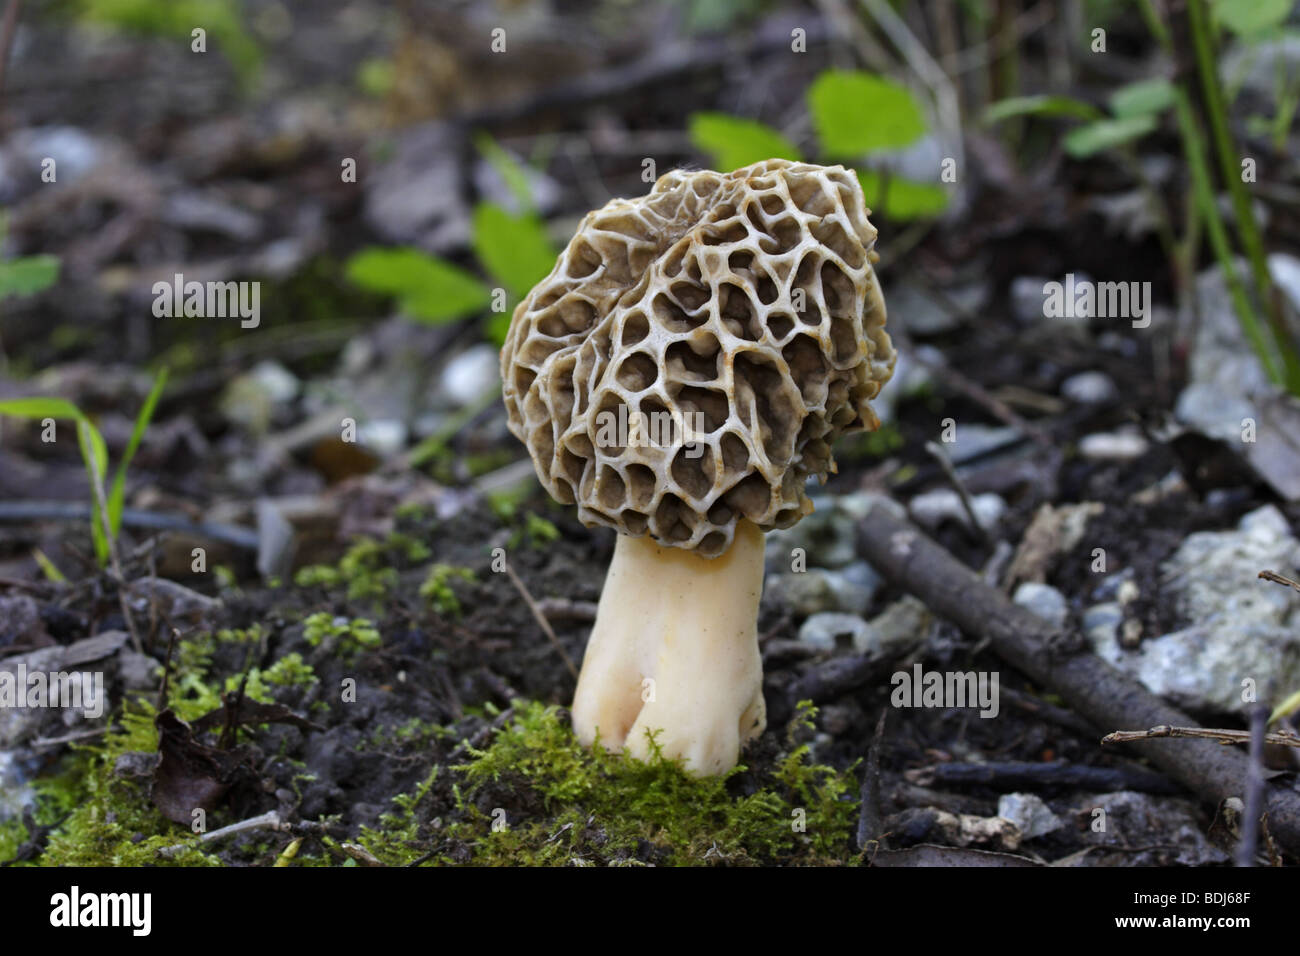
[{"x1": 571, "y1": 520, "x2": 767, "y2": 776}]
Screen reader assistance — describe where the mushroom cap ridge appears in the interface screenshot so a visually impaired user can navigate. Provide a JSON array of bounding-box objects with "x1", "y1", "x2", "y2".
[{"x1": 500, "y1": 158, "x2": 896, "y2": 557}]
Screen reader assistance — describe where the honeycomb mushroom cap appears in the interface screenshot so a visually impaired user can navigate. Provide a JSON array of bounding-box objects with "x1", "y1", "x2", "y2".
[{"x1": 500, "y1": 158, "x2": 896, "y2": 557}]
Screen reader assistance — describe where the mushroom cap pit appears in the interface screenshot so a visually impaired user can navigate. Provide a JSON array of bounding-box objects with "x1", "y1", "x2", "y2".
[{"x1": 500, "y1": 158, "x2": 897, "y2": 557}]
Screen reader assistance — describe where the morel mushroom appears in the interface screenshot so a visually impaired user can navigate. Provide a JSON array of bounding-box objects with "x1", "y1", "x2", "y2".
[{"x1": 500, "y1": 158, "x2": 896, "y2": 775}]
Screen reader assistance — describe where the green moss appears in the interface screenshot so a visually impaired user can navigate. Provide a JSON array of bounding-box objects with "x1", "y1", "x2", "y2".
[
  {"x1": 214, "y1": 624, "x2": 265, "y2": 645},
  {"x1": 358, "y1": 700, "x2": 861, "y2": 866},
  {"x1": 492, "y1": 507, "x2": 561, "y2": 551},
  {"x1": 521, "y1": 514, "x2": 559, "y2": 548},
  {"x1": 171, "y1": 635, "x2": 222, "y2": 720},
  {"x1": 0, "y1": 817, "x2": 24, "y2": 862},
  {"x1": 364, "y1": 717, "x2": 451, "y2": 752},
  {"x1": 356, "y1": 766, "x2": 440, "y2": 865},
  {"x1": 262, "y1": 652, "x2": 318, "y2": 689},
  {"x1": 294, "y1": 533, "x2": 432, "y2": 603},
  {"x1": 37, "y1": 701, "x2": 221, "y2": 867},
  {"x1": 165, "y1": 627, "x2": 316, "y2": 716},
  {"x1": 419, "y1": 564, "x2": 477, "y2": 617},
  {"x1": 303, "y1": 612, "x2": 381, "y2": 657}
]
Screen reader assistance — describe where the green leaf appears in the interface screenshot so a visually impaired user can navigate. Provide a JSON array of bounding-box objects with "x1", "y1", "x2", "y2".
[
  {"x1": 108, "y1": 367, "x2": 168, "y2": 538},
  {"x1": 473, "y1": 132, "x2": 536, "y2": 214},
  {"x1": 687, "y1": 112, "x2": 802, "y2": 171},
  {"x1": 74, "y1": 418, "x2": 111, "y2": 563},
  {"x1": 1271, "y1": 687, "x2": 1300, "y2": 724},
  {"x1": 486, "y1": 311, "x2": 513, "y2": 347},
  {"x1": 80, "y1": 0, "x2": 262, "y2": 87},
  {"x1": 1063, "y1": 114, "x2": 1159, "y2": 157},
  {"x1": 0, "y1": 255, "x2": 60, "y2": 299},
  {"x1": 0, "y1": 396, "x2": 84, "y2": 421},
  {"x1": 1214, "y1": 0, "x2": 1293, "y2": 37},
  {"x1": 345, "y1": 247, "x2": 491, "y2": 323},
  {"x1": 808, "y1": 70, "x2": 928, "y2": 157},
  {"x1": 856, "y1": 170, "x2": 949, "y2": 220},
  {"x1": 471, "y1": 203, "x2": 557, "y2": 301},
  {"x1": 0, "y1": 396, "x2": 111, "y2": 563},
  {"x1": 31, "y1": 548, "x2": 67, "y2": 583},
  {"x1": 1109, "y1": 78, "x2": 1175, "y2": 118},
  {"x1": 983, "y1": 94, "x2": 1103, "y2": 124}
]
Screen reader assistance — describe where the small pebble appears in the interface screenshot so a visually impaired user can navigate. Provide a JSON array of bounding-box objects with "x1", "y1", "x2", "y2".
[
  {"x1": 1079, "y1": 429, "x2": 1149, "y2": 461},
  {"x1": 1013, "y1": 582, "x2": 1068, "y2": 629},
  {"x1": 798, "y1": 612, "x2": 871, "y2": 652},
  {"x1": 909, "y1": 489, "x2": 1006, "y2": 531},
  {"x1": 1060, "y1": 371, "x2": 1118, "y2": 405}
]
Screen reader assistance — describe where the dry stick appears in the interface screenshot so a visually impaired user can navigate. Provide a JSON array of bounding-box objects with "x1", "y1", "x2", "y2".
[
  {"x1": 855, "y1": 505, "x2": 1300, "y2": 856},
  {"x1": 908, "y1": 759, "x2": 1183, "y2": 795},
  {"x1": 156, "y1": 810, "x2": 283, "y2": 860},
  {"x1": 1102, "y1": 725, "x2": 1300, "y2": 748},
  {"x1": 504, "y1": 564, "x2": 579, "y2": 681},
  {"x1": 1260, "y1": 569, "x2": 1300, "y2": 593},
  {"x1": 30, "y1": 726, "x2": 109, "y2": 749},
  {"x1": 907, "y1": 347, "x2": 1050, "y2": 445},
  {"x1": 924, "y1": 440, "x2": 993, "y2": 548}
]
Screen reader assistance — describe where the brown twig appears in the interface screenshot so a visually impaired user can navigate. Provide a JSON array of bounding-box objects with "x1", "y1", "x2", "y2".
[
  {"x1": 907, "y1": 348, "x2": 1051, "y2": 445},
  {"x1": 30, "y1": 726, "x2": 110, "y2": 749},
  {"x1": 1101, "y1": 724, "x2": 1300, "y2": 748},
  {"x1": 503, "y1": 565, "x2": 579, "y2": 680},
  {"x1": 925, "y1": 440, "x2": 993, "y2": 547},
  {"x1": 1259, "y1": 569, "x2": 1300, "y2": 593},
  {"x1": 906, "y1": 759, "x2": 1182, "y2": 794}
]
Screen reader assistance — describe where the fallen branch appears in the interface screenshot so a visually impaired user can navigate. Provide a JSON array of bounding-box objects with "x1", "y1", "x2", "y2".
[
  {"x1": 856, "y1": 505, "x2": 1300, "y2": 857},
  {"x1": 1102, "y1": 724, "x2": 1300, "y2": 748},
  {"x1": 907, "y1": 759, "x2": 1182, "y2": 795}
]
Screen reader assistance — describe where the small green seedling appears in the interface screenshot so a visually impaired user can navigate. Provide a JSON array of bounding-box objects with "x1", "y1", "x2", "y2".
[
  {"x1": 0, "y1": 368, "x2": 167, "y2": 565},
  {"x1": 345, "y1": 135, "x2": 556, "y2": 345}
]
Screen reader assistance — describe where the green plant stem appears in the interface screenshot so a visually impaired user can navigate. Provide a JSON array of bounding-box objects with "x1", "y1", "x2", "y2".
[
  {"x1": 1171, "y1": 87, "x2": 1281, "y2": 384},
  {"x1": 1186, "y1": 0, "x2": 1300, "y2": 392},
  {"x1": 1137, "y1": 0, "x2": 1171, "y2": 52}
]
